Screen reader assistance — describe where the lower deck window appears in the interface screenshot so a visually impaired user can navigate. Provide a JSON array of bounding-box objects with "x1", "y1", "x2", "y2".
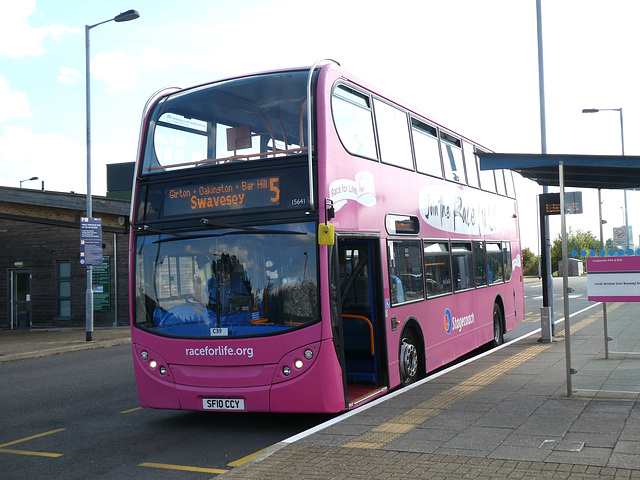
[
  {"x1": 387, "y1": 239, "x2": 424, "y2": 305},
  {"x1": 451, "y1": 242, "x2": 474, "y2": 291},
  {"x1": 423, "y1": 241, "x2": 452, "y2": 296}
]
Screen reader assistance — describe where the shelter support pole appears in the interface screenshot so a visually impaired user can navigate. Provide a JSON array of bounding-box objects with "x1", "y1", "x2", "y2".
[
  {"x1": 597, "y1": 189, "x2": 609, "y2": 359},
  {"x1": 560, "y1": 161, "x2": 572, "y2": 396}
]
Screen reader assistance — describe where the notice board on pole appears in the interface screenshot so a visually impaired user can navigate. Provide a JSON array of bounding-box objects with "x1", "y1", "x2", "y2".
[
  {"x1": 587, "y1": 256, "x2": 640, "y2": 302},
  {"x1": 92, "y1": 257, "x2": 111, "y2": 311},
  {"x1": 80, "y1": 217, "x2": 103, "y2": 265}
]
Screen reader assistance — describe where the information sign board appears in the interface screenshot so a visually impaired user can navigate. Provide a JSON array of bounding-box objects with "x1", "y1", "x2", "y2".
[
  {"x1": 539, "y1": 192, "x2": 583, "y2": 215},
  {"x1": 587, "y1": 256, "x2": 640, "y2": 302},
  {"x1": 92, "y1": 257, "x2": 110, "y2": 311},
  {"x1": 80, "y1": 217, "x2": 103, "y2": 265}
]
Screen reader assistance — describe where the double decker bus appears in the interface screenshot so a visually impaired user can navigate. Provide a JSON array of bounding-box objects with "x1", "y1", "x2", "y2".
[{"x1": 130, "y1": 61, "x2": 525, "y2": 413}]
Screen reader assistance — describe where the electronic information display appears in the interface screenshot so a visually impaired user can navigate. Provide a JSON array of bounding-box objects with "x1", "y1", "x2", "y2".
[{"x1": 163, "y1": 176, "x2": 280, "y2": 216}]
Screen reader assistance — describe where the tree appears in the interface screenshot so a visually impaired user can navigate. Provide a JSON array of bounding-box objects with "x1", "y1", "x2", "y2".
[
  {"x1": 550, "y1": 228, "x2": 600, "y2": 273},
  {"x1": 604, "y1": 238, "x2": 620, "y2": 253},
  {"x1": 521, "y1": 247, "x2": 539, "y2": 277}
]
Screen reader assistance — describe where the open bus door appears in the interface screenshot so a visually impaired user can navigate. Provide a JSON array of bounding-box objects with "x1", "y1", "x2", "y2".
[{"x1": 330, "y1": 236, "x2": 388, "y2": 409}]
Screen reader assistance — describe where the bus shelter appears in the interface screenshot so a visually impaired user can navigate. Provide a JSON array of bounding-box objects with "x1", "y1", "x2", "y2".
[{"x1": 478, "y1": 153, "x2": 640, "y2": 397}]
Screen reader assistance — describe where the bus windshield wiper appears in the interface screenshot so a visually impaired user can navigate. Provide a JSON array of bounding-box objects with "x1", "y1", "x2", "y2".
[
  {"x1": 151, "y1": 229, "x2": 307, "y2": 244},
  {"x1": 200, "y1": 218, "x2": 257, "y2": 231},
  {"x1": 200, "y1": 218, "x2": 307, "y2": 236}
]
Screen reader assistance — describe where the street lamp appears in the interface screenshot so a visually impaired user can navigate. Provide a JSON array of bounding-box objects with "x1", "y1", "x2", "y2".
[
  {"x1": 85, "y1": 9, "x2": 140, "y2": 342},
  {"x1": 20, "y1": 176, "x2": 39, "y2": 188},
  {"x1": 582, "y1": 107, "x2": 628, "y2": 250}
]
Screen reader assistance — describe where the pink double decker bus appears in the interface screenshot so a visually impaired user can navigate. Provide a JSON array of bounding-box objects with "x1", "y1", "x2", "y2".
[{"x1": 130, "y1": 61, "x2": 525, "y2": 413}]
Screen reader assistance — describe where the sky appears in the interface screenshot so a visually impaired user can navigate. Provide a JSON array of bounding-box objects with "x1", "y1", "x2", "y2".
[{"x1": 2, "y1": 0, "x2": 640, "y2": 253}]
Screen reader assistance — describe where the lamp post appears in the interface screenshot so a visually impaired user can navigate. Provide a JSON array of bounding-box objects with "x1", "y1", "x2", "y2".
[
  {"x1": 85, "y1": 9, "x2": 139, "y2": 342},
  {"x1": 20, "y1": 176, "x2": 39, "y2": 188},
  {"x1": 582, "y1": 107, "x2": 627, "y2": 250}
]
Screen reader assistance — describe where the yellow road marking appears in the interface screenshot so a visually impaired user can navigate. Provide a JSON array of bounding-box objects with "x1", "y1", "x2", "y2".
[
  {"x1": 343, "y1": 305, "x2": 609, "y2": 450},
  {"x1": 0, "y1": 429, "x2": 64, "y2": 458},
  {"x1": 227, "y1": 446, "x2": 271, "y2": 467},
  {"x1": 0, "y1": 448, "x2": 63, "y2": 458},
  {"x1": 120, "y1": 407, "x2": 143, "y2": 414},
  {"x1": 140, "y1": 462, "x2": 228, "y2": 474}
]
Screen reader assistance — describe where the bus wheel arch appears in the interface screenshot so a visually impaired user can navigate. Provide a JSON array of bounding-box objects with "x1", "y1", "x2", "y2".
[
  {"x1": 398, "y1": 318, "x2": 425, "y2": 386},
  {"x1": 492, "y1": 295, "x2": 505, "y2": 347}
]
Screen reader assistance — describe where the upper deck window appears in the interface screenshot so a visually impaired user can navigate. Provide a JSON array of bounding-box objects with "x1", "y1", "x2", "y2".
[
  {"x1": 440, "y1": 132, "x2": 466, "y2": 184},
  {"x1": 374, "y1": 99, "x2": 413, "y2": 170},
  {"x1": 412, "y1": 119, "x2": 442, "y2": 178},
  {"x1": 477, "y1": 148, "x2": 497, "y2": 193},
  {"x1": 462, "y1": 141, "x2": 480, "y2": 188},
  {"x1": 141, "y1": 71, "x2": 311, "y2": 174},
  {"x1": 332, "y1": 85, "x2": 378, "y2": 160}
]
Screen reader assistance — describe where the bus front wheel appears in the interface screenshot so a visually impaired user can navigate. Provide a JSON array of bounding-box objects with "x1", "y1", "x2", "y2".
[{"x1": 399, "y1": 331, "x2": 421, "y2": 385}]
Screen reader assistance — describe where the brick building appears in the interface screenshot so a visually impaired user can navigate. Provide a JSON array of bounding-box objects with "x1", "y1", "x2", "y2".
[{"x1": 0, "y1": 184, "x2": 130, "y2": 329}]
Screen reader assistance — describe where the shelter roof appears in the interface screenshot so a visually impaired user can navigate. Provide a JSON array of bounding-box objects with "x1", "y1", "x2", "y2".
[{"x1": 477, "y1": 153, "x2": 640, "y2": 189}]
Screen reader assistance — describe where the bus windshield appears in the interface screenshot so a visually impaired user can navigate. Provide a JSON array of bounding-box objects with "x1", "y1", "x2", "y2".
[
  {"x1": 141, "y1": 70, "x2": 311, "y2": 174},
  {"x1": 134, "y1": 221, "x2": 318, "y2": 338}
]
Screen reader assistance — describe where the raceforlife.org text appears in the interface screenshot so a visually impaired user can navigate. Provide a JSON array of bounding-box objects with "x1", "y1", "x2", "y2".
[{"x1": 185, "y1": 346, "x2": 254, "y2": 358}]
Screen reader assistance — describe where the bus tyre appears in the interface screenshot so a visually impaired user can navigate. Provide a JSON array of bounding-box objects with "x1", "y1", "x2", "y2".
[
  {"x1": 399, "y1": 332, "x2": 420, "y2": 385},
  {"x1": 492, "y1": 303, "x2": 504, "y2": 347}
]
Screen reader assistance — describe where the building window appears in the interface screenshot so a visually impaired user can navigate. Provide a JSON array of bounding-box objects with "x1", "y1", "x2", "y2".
[{"x1": 57, "y1": 261, "x2": 71, "y2": 318}]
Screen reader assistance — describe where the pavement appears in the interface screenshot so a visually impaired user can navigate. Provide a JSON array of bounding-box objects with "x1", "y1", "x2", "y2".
[
  {"x1": 0, "y1": 326, "x2": 131, "y2": 363},
  {"x1": 3, "y1": 303, "x2": 640, "y2": 479}
]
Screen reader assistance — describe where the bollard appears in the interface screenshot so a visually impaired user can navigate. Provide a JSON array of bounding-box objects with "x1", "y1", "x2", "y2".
[{"x1": 540, "y1": 306, "x2": 553, "y2": 342}]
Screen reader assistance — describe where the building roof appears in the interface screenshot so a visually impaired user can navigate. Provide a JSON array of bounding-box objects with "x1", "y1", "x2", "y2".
[{"x1": 0, "y1": 187, "x2": 131, "y2": 216}]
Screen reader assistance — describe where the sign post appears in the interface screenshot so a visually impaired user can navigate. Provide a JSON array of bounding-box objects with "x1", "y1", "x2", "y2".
[
  {"x1": 81, "y1": 217, "x2": 102, "y2": 341},
  {"x1": 538, "y1": 191, "x2": 583, "y2": 341}
]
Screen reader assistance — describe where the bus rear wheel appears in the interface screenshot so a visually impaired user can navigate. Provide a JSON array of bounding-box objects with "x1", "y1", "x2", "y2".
[
  {"x1": 399, "y1": 331, "x2": 421, "y2": 385},
  {"x1": 492, "y1": 303, "x2": 504, "y2": 347}
]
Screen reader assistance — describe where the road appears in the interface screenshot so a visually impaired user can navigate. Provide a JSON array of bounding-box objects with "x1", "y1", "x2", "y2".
[
  {"x1": 0, "y1": 346, "x2": 333, "y2": 479},
  {"x1": 505, "y1": 275, "x2": 595, "y2": 341},
  {"x1": 1, "y1": 277, "x2": 596, "y2": 479}
]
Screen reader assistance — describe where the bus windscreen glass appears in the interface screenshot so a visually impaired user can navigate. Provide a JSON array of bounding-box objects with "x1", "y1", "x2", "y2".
[
  {"x1": 141, "y1": 71, "x2": 311, "y2": 174},
  {"x1": 134, "y1": 222, "x2": 318, "y2": 338}
]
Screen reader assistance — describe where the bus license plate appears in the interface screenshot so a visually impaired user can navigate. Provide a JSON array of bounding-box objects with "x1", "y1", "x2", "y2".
[{"x1": 203, "y1": 398, "x2": 245, "y2": 411}]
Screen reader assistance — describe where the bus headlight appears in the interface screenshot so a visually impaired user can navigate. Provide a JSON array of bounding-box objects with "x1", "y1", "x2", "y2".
[
  {"x1": 149, "y1": 360, "x2": 157, "y2": 369},
  {"x1": 159, "y1": 366, "x2": 167, "y2": 375},
  {"x1": 141, "y1": 350, "x2": 149, "y2": 360},
  {"x1": 294, "y1": 359, "x2": 304, "y2": 369},
  {"x1": 282, "y1": 366, "x2": 291, "y2": 376},
  {"x1": 304, "y1": 349, "x2": 313, "y2": 360}
]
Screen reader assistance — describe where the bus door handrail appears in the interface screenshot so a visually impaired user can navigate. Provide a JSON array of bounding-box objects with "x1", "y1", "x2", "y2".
[
  {"x1": 306, "y1": 59, "x2": 340, "y2": 211},
  {"x1": 342, "y1": 314, "x2": 375, "y2": 356}
]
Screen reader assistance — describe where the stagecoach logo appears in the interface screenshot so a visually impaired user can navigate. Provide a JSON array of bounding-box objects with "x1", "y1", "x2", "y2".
[
  {"x1": 444, "y1": 308, "x2": 453, "y2": 334},
  {"x1": 329, "y1": 171, "x2": 376, "y2": 212},
  {"x1": 418, "y1": 186, "x2": 503, "y2": 236},
  {"x1": 444, "y1": 308, "x2": 476, "y2": 335}
]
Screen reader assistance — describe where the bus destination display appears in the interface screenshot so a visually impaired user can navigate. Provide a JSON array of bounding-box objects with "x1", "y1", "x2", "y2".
[{"x1": 163, "y1": 176, "x2": 280, "y2": 216}]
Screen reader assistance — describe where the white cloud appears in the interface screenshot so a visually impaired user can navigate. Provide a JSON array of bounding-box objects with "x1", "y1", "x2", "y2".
[
  {"x1": 92, "y1": 50, "x2": 139, "y2": 92},
  {"x1": 0, "y1": 0, "x2": 79, "y2": 58},
  {"x1": 0, "y1": 76, "x2": 31, "y2": 122},
  {"x1": 0, "y1": 126, "x2": 85, "y2": 193},
  {"x1": 58, "y1": 66, "x2": 81, "y2": 85}
]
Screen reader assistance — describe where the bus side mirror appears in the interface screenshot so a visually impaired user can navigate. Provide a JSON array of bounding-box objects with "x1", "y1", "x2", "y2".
[{"x1": 318, "y1": 223, "x2": 335, "y2": 245}]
